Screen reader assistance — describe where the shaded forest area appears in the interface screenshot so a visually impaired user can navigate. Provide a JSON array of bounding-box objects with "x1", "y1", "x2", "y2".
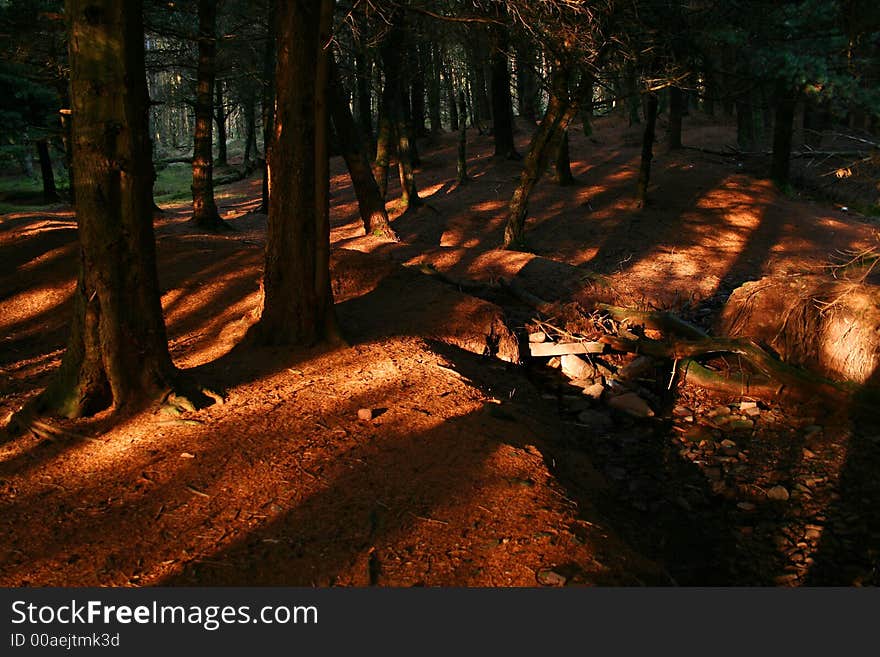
[{"x1": 1, "y1": 0, "x2": 879, "y2": 587}]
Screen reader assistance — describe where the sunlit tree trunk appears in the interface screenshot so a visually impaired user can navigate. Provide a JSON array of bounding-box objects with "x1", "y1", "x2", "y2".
[
  {"x1": 191, "y1": 0, "x2": 228, "y2": 230},
  {"x1": 253, "y1": 0, "x2": 338, "y2": 346},
  {"x1": 27, "y1": 0, "x2": 179, "y2": 420}
]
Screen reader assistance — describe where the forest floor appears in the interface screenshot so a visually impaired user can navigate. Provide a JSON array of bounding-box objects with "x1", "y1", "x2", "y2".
[{"x1": 1, "y1": 114, "x2": 879, "y2": 586}]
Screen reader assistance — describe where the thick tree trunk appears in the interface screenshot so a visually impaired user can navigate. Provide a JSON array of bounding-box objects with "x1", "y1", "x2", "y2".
[
  {"x1": 32, "y1": 0, "x2": 179, "y2": 419},
  {"x1": 329, "y1": 60, "x2": 397, "y2": 240},
  {"x1": 253, "y1": 0, "x2": 338, "y2": 346},
  {"x1": 667, "y1": 86, "x2": 683, "y2": 150},
  {"x1": 35, "y1": 139, "x2": 58, "y2": 202},
  {"x1": 373, "y1": 106, "x2": 392, "y2": 200},
  {"x1": 259, "y1": 3, "x2": 276, "y2": 213},
  {"x1": 456, "y1": 90, "x2": 469, "y2": 185},
  {"x1": 771, "y1": 87, "x2": 797, "y2": 187},
  {"x1": 555, "y1": 130, "x2": 574, "y2": 185},
  {"x1": 636, "y1": 92, "x2": 659, "y2": 208},
  {"x1": 214, "y1": 79, "x2": 228, "y2": 167},
  {"x1": 490, "y1": 25, "x2": 518, "y2": 159},
  {"x1": 503, "y1": 66, "x2": 576, "y2": 249},
  {"x1": 191, "y1": 0, "x2": 229, "y2": 230}
]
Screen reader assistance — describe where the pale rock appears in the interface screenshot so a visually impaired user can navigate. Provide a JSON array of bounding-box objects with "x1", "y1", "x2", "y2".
[{"x1": 607, "y1": 392, "x2": 654, "y2": 418}]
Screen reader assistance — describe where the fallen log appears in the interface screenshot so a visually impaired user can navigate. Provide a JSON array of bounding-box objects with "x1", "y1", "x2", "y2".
[{"x1": 597, "y1": 303, "x2": 707, "y2": 340}]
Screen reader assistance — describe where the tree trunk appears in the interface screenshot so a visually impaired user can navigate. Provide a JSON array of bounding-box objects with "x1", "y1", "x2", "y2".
[
  {"x1": 736, "y1": 95, "x2": 756, "y2": 151},
  {"x1": 457, "y1": 90, "x2": 469, "y2": 185},
  {"x1": 515, "y1": 41, "x2": 538, "y2": 123},
  {"x1": 373, "y1": 106, "x2": 392, "y2": 200},
  {"x1": 355, "y1": 49, "x2": 374, "y2": 144},
  {"x1": 243, "y1": 93, "x2": 257, "y2": 164},
  {"x1": 329, "y1": 60, "x2": 397, "y2": 240},
  {"x1": 445, "y1": 55, "x2": 459, "y2": 131},
  {"x1": 35, "y1": 139, "x2": 58, "y2": 202},
  {"x1": 191, "y1": 0, "x2": 229, "y2": 230},
  {"x1": 253, "y1": 0, "x2": 338, "y2": 346},
  {"x1": 214, "y1": 78, "x2": 228, "y2": 167},
  {"x1": 490, "y1": 25, "x2": 518, "y2": 159},
  {"x1": 771, "y1": 87, "x2": 797, "y2": 187},
  {"x1": 380, "y1": 20, "x2": 421, "y2": 211},
  {"x1": 31, "y1": 0, "x2": 179, "y2": 419},
  {"x1": 555, "y1": 130, "x2": 574, "y2": 185},
  {"x1": 469, "y1": 42, "x2": 491, "y2": 131},
  {"x1": 58, "y1": 85, "x2": 75, "y2": 204},
  {"x1": 636, "y1": 92, "x2": 659, "y2": 208},
  {"x1": 427, "y1": 43, "x2": 442, "y2": 134},
  {"x1": 503, "y1": 66, "x2": 576, "y2": 249},
  {"x1": 410, "y1": 45, "x2": 427, "y2": 138},
  {"x1": 667, "y1": 86, "x2": 683, "y2": 149},
  {"x1": 259, "y1": 2, "x2": 276, "y2": 213}
]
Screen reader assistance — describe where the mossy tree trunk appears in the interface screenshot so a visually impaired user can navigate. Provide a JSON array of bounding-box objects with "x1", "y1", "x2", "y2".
[
  {"x1": 32, "y1": 0, "x2": 179, "y2": 419},
  {"x1": 253, "y1": 0, "x2": 338, "y2": 346}
]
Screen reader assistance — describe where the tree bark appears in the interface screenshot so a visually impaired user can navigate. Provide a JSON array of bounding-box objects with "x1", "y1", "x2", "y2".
[
  {"x1": 243, "y1": 92, "x2": 257, "y2": 164},
  {"x1": 355, "y1": 49, "x2": 374, "y2": 144},
  {"x1": 191, "y1": 0, "x2": 229, "y2": 230},
  {"x1": 427, "y1": 43, "x2": 442, "y2": 134},
  {"x1": 667, "y1": 86, "x2": 683, "y2": 150},
  {"x1": 445, "y1": 55, "x2": 459, "y2": 131},
  {"x1": 515, "y1": 41, "x2": 538, "y2": 123},
  {"x1": 329, "y1": 60, "x2": 397, "y2": 240},
  {"x1": 636, "y1": 92, "x2": 659, "y2": 208},
  {"x1": 503, "y1": 66, "x2": 576, "y2": 249},
  {"x1": 35, "y1": 139, "x2": 58, "y2": 202},
  {"x1": 456, "y1": 90, "x2": 469, "y2": 185},
  {"x1": 31, "y1": 0, "x2": 179, "y2": 419},
  {"x1": 555, "y1": 130, "x2": 574, "y2": 185},
  {"x1": 490, "y1": 25, "x2": 518, "y2": 159},
  {"x1": 214, "y1": 78, "x2": 228, "y2": 167},
  {"x1": 771, "y1": 86, "x2": 797, "y2": 187},
  {"x1": 259, "y1": 2, "x2": 276, "y2": 213},
  {"x1": 253, "y1": 0, "x2": 338, "y2": 346},
  {"x1": 410, "y1": 45, "x2": 427, "y2": 138}
]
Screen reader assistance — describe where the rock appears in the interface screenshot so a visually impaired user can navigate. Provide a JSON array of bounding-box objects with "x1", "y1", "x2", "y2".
[
  {"x1": 528, "y1": 331, "x2": 548, "y2": 343},
  {"x1": 719, "y1": 439, "x2": 738, "y2": 456},
  {"x1": 739, "y1": 401, "x2": 758, "y2": 411},
  {"x1": 684, "y1": 426, "x2": 711, "y2": 442},
  {"x1": 767, "y1": 485, "x2": 790, "y2": 502},
  {"x1": 357, "y1": 408, "x2": 374, "y2": 421},
  {"x1": 737, "y1": 502, "x2": 756, "y2": 512},
  {"x1": 726, "y1": 418, "x2": 754, "y2": 431},
  {"x1": 581, "y1": 383, "x2": 605, "y2": 400},
  {"x1": 608, "y1": 392, "x2": 654, "y2": 418},
  {"x1": 577, "y1": 410, "x2": 612, "y2": 429},
  {"x1": 547, "y1": 357, "x2": 561, "y2": 369},
  {"x1": 709, "y1": 405, "x2": 732, "y2": 418},
  {"x1": 802, "y1": 448, "x2": 817, "y2": 459},
  {"x1": 618, "y1": 355, "x2": 654, "y2": 381},
  {"x1": 673, "y1": 405, "x2": 692, "y2": 417},
  {"x1": 536, "y1": 569, "x2": 567, "y2": 586}
]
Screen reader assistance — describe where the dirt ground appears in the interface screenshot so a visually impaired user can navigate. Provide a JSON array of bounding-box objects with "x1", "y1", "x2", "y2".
[{"x1": 1, "y1": 113, "x2": 878, "y2": 586}]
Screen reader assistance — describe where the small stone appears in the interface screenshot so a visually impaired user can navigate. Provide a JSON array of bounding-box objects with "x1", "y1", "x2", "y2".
[
  {"x1": 673, "y1": 405, "x2": 692, "y2": 417},
  {"x1": 607, "y1": 392, "x2": 654, "y2": 418},
  {"x1": 528, "y1": 331, "x2": 548, "y2": 343},
  {"x1": 684, "y1": 426, "x2": 711, "y2": 442},
  {"x1": 767, "y1": 485, "x2": 790, "y2": 502},
  {"x1": 709, "y1": 405, "x2": 732, "y2": 418},
  {"x1": 739, "y1": 401, "x2": 758, "y2": 411},
  {"x1": 719, "y1": 438, "x2": 738, "y2": 456},
  {"x1": 547, "y1": 357, "x2": 561, "y2": 369},
  {"x1": 802, "y1": 447, "x2": 817, "y2": 459},
  {"x1": 561, "y1": 354, "x2": 594, "y2": 380},
  {"x1": 581, "y1": 383, "x2": 605, "y2": 400},
  {"x1": 536, "y1": 569, "x2": 567, "y2": 586},
  {"x1": 743, "y1": 406, "x2": 761, "y2": 418},
  {"x1": 804, "y1": 527, "x2": 822, "y2": 541},
  {"x1": 618, "y1": 355, "x2": 654, "y2": 380},
  {"x1": 737, "y1": 502, "x2": 756, "y2": 512},
  {"x1": 357, "y1": 408, "x2": 374, "y2": 421},
  {"x1": 727, "y1": 418, "x2": 754, "y2": 431}
]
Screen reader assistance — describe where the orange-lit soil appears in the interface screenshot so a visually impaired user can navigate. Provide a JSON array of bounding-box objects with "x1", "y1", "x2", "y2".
[{"x1": 1, "y1": 114, "x2": 878, "y2": 586}]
